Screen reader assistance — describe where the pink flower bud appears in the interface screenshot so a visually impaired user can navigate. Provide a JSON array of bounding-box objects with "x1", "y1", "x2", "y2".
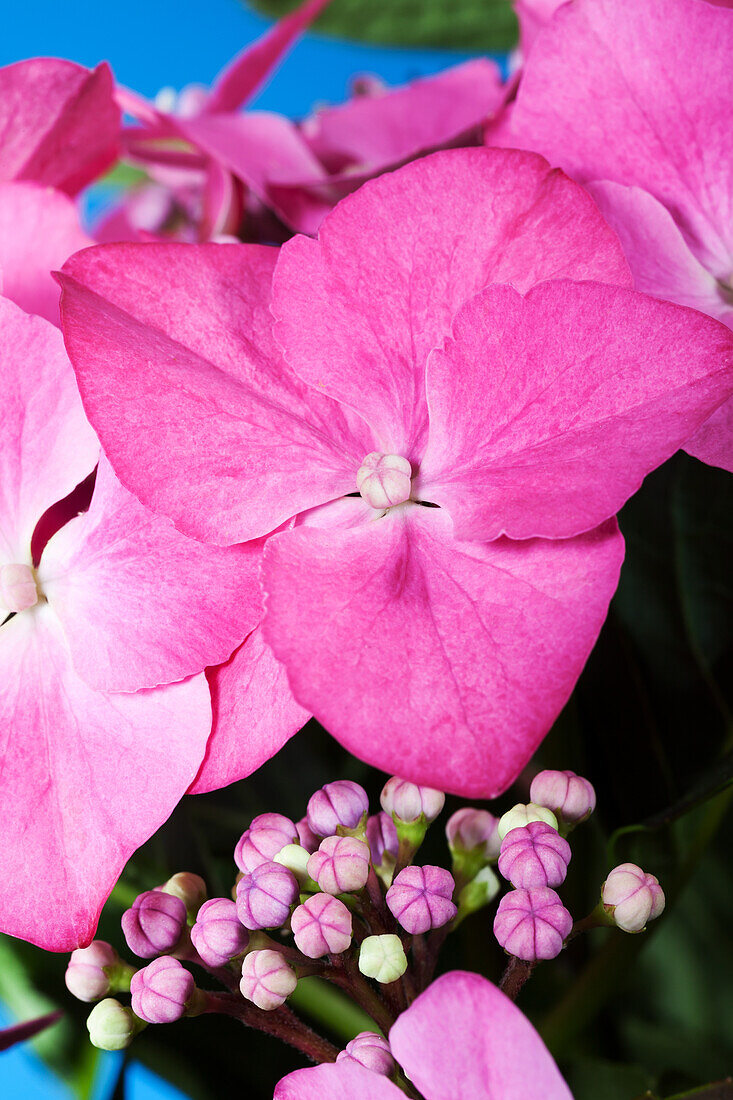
[
  {"x1": 380, "y1": 777, "x2": 445, "y2": 823},
  {"x1": 296, "y1": 817, "x2": 320, "y2": 854},
  {"x1": 191, "y1": 898, "x2": 249, "y2": 967},
  {"x1": 366, "y1": 812, "x2": 398, "y2": 866},
  {"x1": 130, "y1": 957, "x2": 195, "y2": 1024},
  {"x1": 65, "y1": 941, "x2": 119, "y2": 1002},
  {"x1": 0, "y1": 563, "x2": 38, "y2": 612},
  {"x1": 291, "y1": 894, "x2": 353, "y2": 958},
  {"x1": 357, "y1": 452, "x2": 412, "y2": 509},
  {"x1": 446, "y1": 808, "x2": 502, "y2": 860},
  {"x1": 530, "y1": 769, "x2": 596, "y2": 825},
  {"x1": 386, "y1": 865, "x2": 457, "y2": 934},
  {"x1": 337, "y1": 1032, "x2": 395, "y2": 1076},
  {"x1": 122, "y1": 890, "x2": 187, "y2": 959},
  {"x1": 307, "y1": 780, "x2": 369, "y2": 836},
  {"x1": 601, "y1": 863, "x2": 665, "y2": 933},
  {"x1": 236, "y1": 861, "x2": 299, "y2": 930},
  {"x1": 498, "y1": 822, "x2": 572, "y2": 889},
  {"x1": 307, "y1": 835, "x2": 371, "y2": 895},
  {"x1": 234, "y1": 813, "x2": 298, "y2": 873},
  {"x1": 240, "y1": 949, "x2": 297, "y2": 1010},
  {"x1": 493, "y1": 887, "x2": 572, "y2": 961}
]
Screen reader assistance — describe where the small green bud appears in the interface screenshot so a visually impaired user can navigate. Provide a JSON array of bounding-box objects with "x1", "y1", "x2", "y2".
[
  {"x1": 86, "y1": 998, "x2": 145, "y2": 1051},
  {"x1": 358, "y1": 935, "x2": 408, "y2": 984}
]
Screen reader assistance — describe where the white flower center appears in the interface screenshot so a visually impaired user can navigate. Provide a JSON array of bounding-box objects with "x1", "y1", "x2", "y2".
[
  {"x1": 356, "y1": 453, "x2": 412, "y2": 510},
  {"x1": 0, "y1": 563, "x2": 39, "y2": 614}
]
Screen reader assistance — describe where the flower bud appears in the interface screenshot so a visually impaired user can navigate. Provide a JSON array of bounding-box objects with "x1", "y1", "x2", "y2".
[
  {"x1": 358, "y1": 935, "x2": 408, "y2": 984},
  {"x1": 493, "y1": 887, "x2": 572, "y2": 961},
  {"x1": 386, "y1": 865, "x2": 457, "y2": 934},
  {"x1": 337, "y1": 1032, "x2": 395, "y2": 1077},
  {"x1": 530, "y1": 770, "x2": 596, "y2": 827},
  {"x1": 86, "y1": 998, "x2": 143, "y2": 1050},
  {"x1": 235, "y1": 813, "x2": 298, "y2": 873},
  {"x1": 446, "y1": 808, "x2": 502, "y2": 861},
  {"x1": 497, "y1": 803, "x2": 558, "y2": 842},
  {"x1": 191, "y1": 898, "x2": 249, "y2": 967},
  {"x1": 307, "y1": 835, "x2": 371, "y2": 895},
  {"x1": 159, "y1": 872, "x2": 207, "y2": 917},
  {"x1": 236, "y1": 861, "x2": 299, "y2": 930},
  {"x1": 291, "y1": 894, "x2": 352, "y2": 958},
  {"x1": 366, "y1": 812, "x2": 398, "y2": 867},
  {"x1": 240, "y1": 949, "x2": 297, "y2": 1010},
  {"x1": 65, "y1": 941, "x2": 121, "y2": 1003},
  {"x1": 380, "y1": 777, "x2": 444, "y2": 824},
  {"x1": 307, "y1": 781, "x2": 369, "y2": 837},
  {"x1": 130, "y1": 957, "x2": 197, "y2": 1024},
  {"x1": 357, "y1": 452, "x2": 412, "y2": 509},
  {"x1": 601, "y1": 863, "x2": 665, "y2": 933},
  {"x1": 498, "y1": 821, "x2": 572, "y2": 889},
  {"x1": 122, "y1": 890, "x2": 187, "y2": 959},
  {"x1": 296, "y1": 817, "x2": 320, "y2": 854},
  {"x1": 274, "y1": 843, "x2": 312, "y2": 884}
]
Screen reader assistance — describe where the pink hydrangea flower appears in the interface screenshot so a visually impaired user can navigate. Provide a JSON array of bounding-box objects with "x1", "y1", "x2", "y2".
[
  {"x1": 494, "y1": 886, "x2": 573, "y2": 961},
  {"x1": 307, "y1": 835, "x2": 371, "y2": 895},
  {"x1": 0, "y1": 297, "x2": 278, "y2": 950},
  {"x1": 0, "y1": 58, "x2": 119, "y2": 195},
  {"x1": 386, "y1": 866, "x2": 457, "y2": 934},
  {"x1": 498, "y1": 821, "x2": 572, "y2": 889},
  {"x1": 275, "y1": 970, "x2": 572, "y2": 1098},
  {"x1": 499, "y1": 0, "x2": 733, "y2": 471},
  {"x1": 59, "y1": 148, "x2": 733, "y2": 797},
  {"x1": 235, "y1": 813, "x2": 299, "y2": 873},
  {"x1": 291, "y1": 894, "x2": 352, "y2": 958},
  {"x1": 130, "y1": 957, "x2": 195, "y2": 1024}
]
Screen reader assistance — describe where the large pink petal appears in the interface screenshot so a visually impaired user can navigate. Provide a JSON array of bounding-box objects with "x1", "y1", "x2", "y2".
[
  {"x1": 514, "y1": 0, "x2": 569, "y2": 55},
  {"x1": 305, "y1": 59, "x2": 504, "y2": 173},
  {"x1": 389, "y1": 971, "x2": 572, "y2": 1099},
  {"x1": 262, "y1": 506, "x2": 624, "y2": 798},
  {"x1": 0, "y1": 59, "x2": 119, "y2": 194},
  {"x1": 37, "y1": 456, "x2": 262, "y2": 692},
  {"x1": 189, "y1": 626, "x2": 309, "y2": 794},
  {"x1": 59, "y1": 243, "x2": 373, "y2": 544},
  {"x1": 0, "y1": 298, "x2": 98, "y2": 564},
  {"x1": 420, "y1": 281, "x2": 733, "y2": 542},
  {"x1": 271, "y1": 147, "x2": 631, "y2": 461},
  {"x1": 275, "y1": 1062, "x2": 403, "y2": 1100},
  {"x1": 685, "y1": 400, "x2": 733, "y2": 472},
  {"x1": 0, "y1": 607, "x2": 211, "y2": 950},
  {"x1": 205, "y1": 0, "x2": 334, "y2": 114},
  {"x1": 0, "y1": 181, "x2": 91, "y2": 324},
  {"x1": 507, "y1": 0, "x2": 733, "y2": 272}
]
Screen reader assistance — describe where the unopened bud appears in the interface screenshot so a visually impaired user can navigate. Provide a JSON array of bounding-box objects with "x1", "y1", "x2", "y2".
[
  {"x1": 159, "y1": 872, "x2": 207, "y2": 917},
  {"x1": 497, "y1": 803, "x2": 558, "y2": 842},
  {"x1": 0, "y1": 563, "x2": 38, "y2": 612},
  {"x1": 307, "y1": 835, "x2": 371, "y2": 895},
  {"x1": 498, "y1": 821, "x2": 572, "y2": 889},
  {"x1": 291, "y1": 894, "x2": 353, "y2": 958},
  {"x1": 386, "y1": 865, "x2": 456, "y2": 934},
  {"x1": 493, "y1": 887, "x2": 572, "y2": 961},
  {"x1": 380, "y1": 777, "x2": 444, "y2": 824},
  {"x1": 235, "y1": 813, "x2": 298, "y2": 873},
  {"x1": 191, "y1": 898, "x2": 249, "y2": 967},
  {"x1": 65, "y1": 941, "x2": 125, "y2": 1003},
  {"x1": 601, "y1": 864, "x2": 665, "y2": 933},
  {"x1": 130, "y1": 957, "x2": 200, "y2": 1024},
  {"x1": 357, "y1": 452, "x2": 412, "y2": 510},
  {"x1": 236, "y1": 861, "x2": 299, "y2": 930},
  {"x1": 530, "y1": 770, "x2": 596, "y2": 828},
  {"x1": 307, "y1": 781, "x2": 369, "y2": 837},
  {"x1": 358, "y1": 935, "x2": 408, "y2": 984},
  {"x1": 337, "y1": 1032, "x2": 395, "y2": 1076},
  {"x1": 86, "y1": 998, "x2": 144, "y2": 1050},
  {"x1": 122, "y1": 890, "x2": 187, "y2": 959},
  {"x1": 366, "y1": 812, "x2": 398, "y2": 867},
  {"x1": 447, "y1": 808, "x2": 502, "y2": 860},
  {"x1": 295, "y1": 817, "x2": 320, "y2": 854},
  {"x1": 240, "y1": 949, "x2": 297, "y2": 1010},
  {"x1": 274, "y1": 843, "x2": 312, "y2": 884}
]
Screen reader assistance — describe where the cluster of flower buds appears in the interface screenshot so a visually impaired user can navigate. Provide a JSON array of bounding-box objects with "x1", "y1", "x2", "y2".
[
  {"x1": 65, "y1": 768, "x2": 666, "y2": 1064},
  {"x1": 492, "y1": 770, "x2": 666, "y2": 970}
]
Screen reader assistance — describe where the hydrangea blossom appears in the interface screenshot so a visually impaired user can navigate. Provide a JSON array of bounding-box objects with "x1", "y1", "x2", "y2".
[
  {"x1": 59, "y1": 147, "x2": 733, "y2": 796},
  {"x1": 0, "y1": 297, "x2": 276, "y2": 949},
  {"x1": 498, "y1": 0, "x2": 733, "y2": 470},
  {"x1": 275, "y1": 971, "x2": 572, "y2": 1098}
]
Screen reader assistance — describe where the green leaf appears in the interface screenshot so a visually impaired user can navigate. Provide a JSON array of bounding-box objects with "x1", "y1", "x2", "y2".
[
  {"x1": 664, "y1": 1082, "x2": 733, "y2": 1099},
  {"x1": 248, "y1": 0, "x2": 519, "y2": 52},
  {"x1": 563, "y1": 1056, "x2": 654, "y2": 1100}
]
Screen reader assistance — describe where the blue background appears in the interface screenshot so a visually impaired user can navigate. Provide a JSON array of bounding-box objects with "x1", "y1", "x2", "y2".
[{"x1": 0, "y1": 3, "x2": 484, "y2": 1096}]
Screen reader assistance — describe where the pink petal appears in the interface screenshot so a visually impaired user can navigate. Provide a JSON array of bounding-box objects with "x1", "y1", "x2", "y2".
[
  {"x1": 507, "y1": 0, "x2": 733, "y2": 273},
  {"x1": 420, "y1": 281, "x2": 733, "y2": 542},
  {"x1": 0, "y1": 298, "x2": 98, "y2": 562},
  {"x1": 0, "y1": 607, "x2": 211, "y2": 950},
  {"x1": 37, "y1": 456, "x2": 262, "y2": 692},
  {"x1": 685, "y1": 400, "x2": 733, "y2": 472},
  {"x1": 514, "y1": 0, "x2": 569, "y2": 54},
  {"x1": 261, "y1": 505, "x2": 624, "y2": 798},
  {"x1": 59, "y1": 242, "x2": 373, "y2": 544},
  {"x1": 189, "y1": 626, "x2": 309, "y2": 794},
  {"x1": 0, "y1": 181, "x2": 92, "y2": 324},
  {"x1": 389, "y1": 970, "x2": 572, "y2": 1099},
  {"x1": 205, "y1": 0, "x2": 334, "y2": 114},
  {"x1": 0, "y1": 59, "x2": 120, "y2": 194},
  {"x1": 276, "y1": 1061, "x2": 403, "y2": 1100},
  {"x1": 305, "y1": 59, "x2": 504, "y2": 174},
  {"x1": 271, "y1": 147, "x2": 631, "y2": 461}
]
